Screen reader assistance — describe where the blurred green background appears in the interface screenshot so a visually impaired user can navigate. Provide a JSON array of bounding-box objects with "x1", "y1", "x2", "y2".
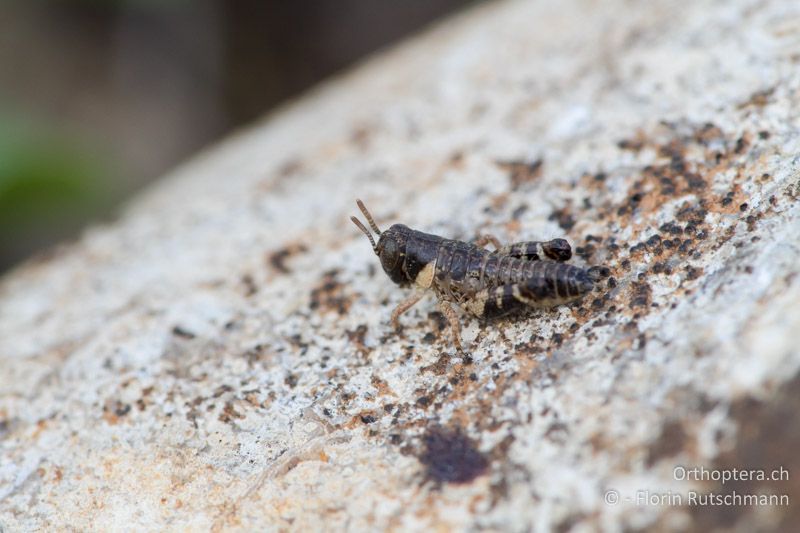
[{"x1": 0, "y1": 0, "x2": 472, "y2": 272}]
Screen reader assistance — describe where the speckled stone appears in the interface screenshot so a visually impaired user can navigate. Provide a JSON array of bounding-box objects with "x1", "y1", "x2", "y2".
[{"x1": 2, "y1": 0, "x2": 800, "y2": 531}]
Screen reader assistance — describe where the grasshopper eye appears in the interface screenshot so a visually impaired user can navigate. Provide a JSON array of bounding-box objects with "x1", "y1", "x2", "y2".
[{"x1": 380, "y1": 238, "x2": 399, "y2": 272}]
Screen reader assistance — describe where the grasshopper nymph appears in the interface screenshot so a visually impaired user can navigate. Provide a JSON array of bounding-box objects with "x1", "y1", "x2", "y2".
[{"x1": 351, "y1": 200, "x2": 605, "y2": 351}]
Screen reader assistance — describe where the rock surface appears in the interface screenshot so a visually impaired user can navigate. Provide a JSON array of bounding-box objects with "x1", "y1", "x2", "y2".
[{"x1": 2, "y1": 0, "x2": 800, "y2": 530}]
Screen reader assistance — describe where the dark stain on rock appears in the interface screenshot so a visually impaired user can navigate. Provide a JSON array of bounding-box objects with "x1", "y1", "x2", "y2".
[
  {"x1": 370, "y1": 375, "x2": 392, "y2": 399},
  {"x1": 240, "y1": 273, "x2": 258, "y2": 297},
  {"x1": 628, "y1": 281, "x2": 652, "y2": 309},
  {"x1": 692, "y1": 122, "x2": 726, "y2": 146},
  {"x1": 242, "y1": 343, "x2": 269, "y2": 365},
  {"x1": 418, "y1": 426, "x2": 489, "y2": 484},
  {"x1": 646, "y1": 419, "x2": 689, "y2": 466},
  {"x1": 737, "y1": 86, "x2": 775, "y2": 109},
  {"x1": 574, "y1": 243, "x2": 596, "y2": 261},
  {"x1": 286, "y1": 334, "x2": 309, "y2": 354},
  {"x1": 102, "y1": 400, "x2": 131, "y2": 425},
  {"x1": 686, "y1": 372, "x2": 800, "y2": 531},
  {"x1": 645, "y1": 234, "x2": 662, "y2": 249},
  {"x1": 427, "y1": 311, "x2": 447, "y2": 333},
  {"x1": 171, "y1": 325, "x2": 196, "y2": 339},
  {"x1": 545, "y1": 421, "x2": 570, "y2": 445},
  {"x1": 651, "y1": 260, "x2": 672, "y2": 275},
  {"x1": 111, "y1": 401, "x2": 130, "y2": 417},
  {"x1": 551, "y1": 332, "x2": 564, "y2": 348},
  {"x1": 184, "y1": 396, "x2": 205, "y2": 428},
  {"x1": 268, "y1": 243, "x2": 308, "y2": 274},
  {"x1": 548, "y1": 207, "x2": 576, "y2": 232},
  {"x1": 350, "y1": 123, "x2": 375, "y2": 150},
  {"x1": 734, "y1": 135, "x2": 750, "y2": 155},
  {"x1": 277, "y1": 158, "x2": 304, "y2": 178},
  {"x1": 284, "y1": 373, "x2": 298, "y2": 388},
  {"x1": 511, "y1": 204, "x2": 529, "y2": 220},
  {"x1": 345, "y1": 324, "x2": 369, "y2": 357},
  {"x1": 448, "y1": 150, "x2": 465, "y2": 168},
  {"x1": 496, "y1": 158, "x2": 543, "y2": 191},
  {"x1": 309, "y1": 268, "x2": 355, "y2": 315},
  {"x1": 213, "y1": 384, "x2": 233, "y2": 398},
  {"x1": 359, "y1": 412, "x2": 378, "y2": 424},
  {"x1": 617, "y1": 130, "x2": 647, "y2": 151},
  {"x1": 421, "y1": 353, "x2": 451, "y2": 375},
  {"x1": 685, "y1": 265, "x2": 703, "y2": 281},
  {"x1": 416, "y1": 395, "x2": 431, "y2": 408},
  {"x1": 219, "y1": 401, "x2": 245, "y2": 424},
  {"x1": 136, "y1": 386, "x2": 154, "y2": 412},
  {"x1": 555, "y1": 513, "x2": 591, "y2": 533}
]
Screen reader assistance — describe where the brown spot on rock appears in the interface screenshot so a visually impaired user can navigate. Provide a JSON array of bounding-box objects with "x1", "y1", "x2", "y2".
[
  {"x1": 102, "y1": 400, "x2": 131, "y2": 425},
  {"x1": 548, "y1": 207, "x2": 576, "y2": 232},
  {"x1": 350, "y1": 123, "x2": 375, "y2": 149},
  {"x1": 496, "y1": 158, "x2": 543, "y2": 191},
  {"x1": 421, "y1": 353, "x2": 451, "y2": 375},
  {"x1": 416, "y1": 395, "x2": 431, "y2": 408},
  {"x1": 240, "y1": 273, "x2": 258, "y2": 297},
  {"x1": 309, "y1": 269, "x2": 355, "y2": 315},
  {"x1": 346, "y1": 324, "x2": 369, "y2": 357},
  {"x1": 219, "y1": 401, "x2": 245, "y2": 424},
  {"x1": 267, "y1": 243, "x2": 308, "y2": 274},
  {"x1": 418, "y1": 426, "x2": 489, "y2": 484},
  {"x1": 687, "y1": 372, "x2": 800, "y2": 531},
  {"x1": 617, "y1": 130, "x2": 647, "y2": 151},
  {"x1": 646, "y1": 419, "x2": 689, "y2": 466},
  {"x1": 171, "y1": 325, "x2": 196, "y2": 339},
  {"x1": 628, "y1": 281, "x2": 652, "y2": 309},
  {"x1": 277, "y1": 158, "x2": 303, "y2": 178},
  {"x1": 358, "y1": 411, "x2": 379, "y2": 424},
  {"x1": 737, "y1": 86, "x2": 775, "y2": 109},
  {"x1": 370, "y1": 374, "x2": 393, "y2": 396}
]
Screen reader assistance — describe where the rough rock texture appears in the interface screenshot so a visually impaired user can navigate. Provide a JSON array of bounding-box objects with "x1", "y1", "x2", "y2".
[{"x1": 2, "y1": 0, "x2": 800, "y2": 531}]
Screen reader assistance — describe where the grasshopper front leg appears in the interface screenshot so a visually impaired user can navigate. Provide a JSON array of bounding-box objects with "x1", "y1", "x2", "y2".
[{"x1": 390, "y1": 291, "x2": 425, "y2": 330}]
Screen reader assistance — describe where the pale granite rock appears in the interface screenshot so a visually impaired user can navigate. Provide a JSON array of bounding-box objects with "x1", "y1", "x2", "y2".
[{"x1": 2, "y1": 0, "x2": 800, "y2": 531}]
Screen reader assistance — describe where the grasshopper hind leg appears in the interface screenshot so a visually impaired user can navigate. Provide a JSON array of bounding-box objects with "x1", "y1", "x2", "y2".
[
  {"x1": 475, "y1": 234, "x2": 573, "y2": 262},
  {"x1": 464, "y1": 284, "x2": 522, "y2": 319},
  {"x1": 495, "y1": 239, "x2": 572, "y2": 262},
  {"x1": 464, "y1": 267, "x2": 595, "y2": 319}
]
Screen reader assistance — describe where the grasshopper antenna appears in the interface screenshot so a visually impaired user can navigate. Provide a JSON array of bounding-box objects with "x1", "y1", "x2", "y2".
[
  {"x1": 351, "y1": 199, "x2": 382, "y2": 250},
  {"x1": 351, "y1": 215, "x2": 377, "y2": 250},
  {"x1": 356, "y1": 199, "x2": 381, "y2": 235}
]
